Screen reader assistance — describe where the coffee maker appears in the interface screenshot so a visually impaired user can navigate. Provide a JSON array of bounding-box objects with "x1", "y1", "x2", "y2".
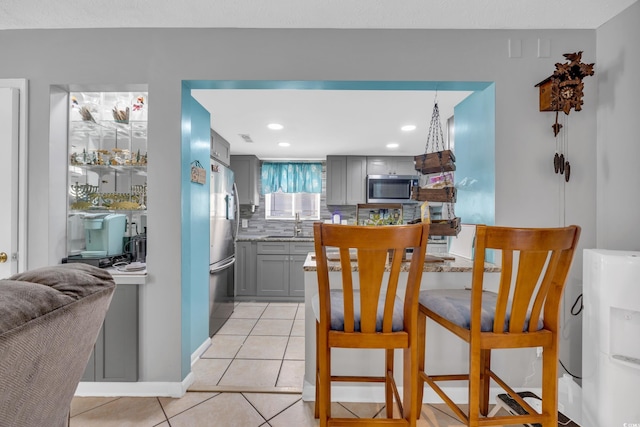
[{"x1": 81, "y1": 213, "x2": 127, "y2": 257}]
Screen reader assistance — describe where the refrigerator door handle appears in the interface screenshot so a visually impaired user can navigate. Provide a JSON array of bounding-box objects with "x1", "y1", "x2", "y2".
[
  {"x1": 233, "y1": 181, "x2": 240, "y2": 241},
  {"x1": 209, "y1": 256, "x2": 236, "y2": 274}
]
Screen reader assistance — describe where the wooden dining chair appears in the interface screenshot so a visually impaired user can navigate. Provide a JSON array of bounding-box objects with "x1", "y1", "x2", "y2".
[
  {"x1": 417, "y1": 224, "x2": 580, "y2": 427},
  {"x1": 313, "y1": 222, "x2": 430, "y2": 427}
]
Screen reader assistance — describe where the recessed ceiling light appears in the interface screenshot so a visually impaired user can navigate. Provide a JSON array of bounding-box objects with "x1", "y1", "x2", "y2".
[
  {"x1": 267, "y1": 123, "x2": 283, "y2": 130},
  {"x1": 386, "y1": 143, "x2": 399, "y2": 149},
  {"x1": 401, "y1": 125, "x2": 416, "y2": 132},
  {"x1": 278, "y1": 142, "x2": 290, "y2": 147}
]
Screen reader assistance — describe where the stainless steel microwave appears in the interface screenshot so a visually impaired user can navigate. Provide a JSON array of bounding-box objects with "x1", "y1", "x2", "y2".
[{"x1": 366, "y1": 175, "x2": 419, "y2": 204}]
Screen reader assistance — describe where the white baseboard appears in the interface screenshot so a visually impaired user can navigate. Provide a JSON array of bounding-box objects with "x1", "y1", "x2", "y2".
[
  {"x1": 76, "y1": 373, "x2": 194, "y2": 398},
  {"x1": 302, "y1": 380, "x2": 541, "y2": 405},
  {"x1": 75, "y1": 338, "x2": 211, "y2": 398},
  {"x1": 192, "y1": 337, "x2": 212, "y2": 366},
  {"x1": 75, "y1": 339, "x2": 210, "y2": 398}
]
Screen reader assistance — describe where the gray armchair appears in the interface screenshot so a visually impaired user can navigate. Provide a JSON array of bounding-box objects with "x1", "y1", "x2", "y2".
[{"x1": 0, "y1": 263, "x2": 116, "y2": 427}]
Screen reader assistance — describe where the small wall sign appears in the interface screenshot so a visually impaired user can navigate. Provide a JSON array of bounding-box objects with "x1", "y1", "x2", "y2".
[{"x1": 190, "y1": 160, "x2": 206, "y2": 184}]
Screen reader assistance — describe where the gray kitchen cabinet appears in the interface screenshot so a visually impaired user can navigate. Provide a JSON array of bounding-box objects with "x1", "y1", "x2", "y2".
[
  {"x1": 256, "y1": 254, "x2": 289, "y2": 297},
  {"x1": 256, "y1": 241, "x2": 313, "y2": 300},
  {"x1": 257, "y1": 241, "x2": 289, "y2": 298},
  {"x1": 289, "y1": 241, "x2": 314, "y2": 297},
  {"x1": 325, "y1": 155, "x2": 347, "y2": 205},
  {"x1": 326, "y1": 155, "x2": 366, "y2": 205},
  {"x1": 230, "y1": 155, "x2": 260, "y2": 206},
  {"x1": 289, "y1": 255, "x2": 308, "y2": 297},
  {"x1": 82, "y1": 283, "x2": 139, "y2": 382},
  {"x1": 367, "y1": 156, "x2": 417, "y2": 175},
  {"x1": 236, "y1": 241, "x2": 257, "y2": 296},
  {"x1": 346, "y1": 156, "x2": 367, "y2": 204},
  {"x1": 210, "y1": 129, "x2": 231, "y2": 166}
]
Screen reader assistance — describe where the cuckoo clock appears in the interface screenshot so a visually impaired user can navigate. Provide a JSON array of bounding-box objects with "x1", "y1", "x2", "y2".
[{"x1": 535, "y1": 51, "x2": 595, "y2": 182}]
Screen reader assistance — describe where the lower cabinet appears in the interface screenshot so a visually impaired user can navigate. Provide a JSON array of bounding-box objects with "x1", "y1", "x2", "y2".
[
  {"x1": 236, "y1": 241, "x2": 257, "y2": 296},
  {"x1": 255, "y1": 241, "x2": 314, "y2": 301},
  {"x1": 82, "y1": 283, "x2": 139, "y2": 382},
  {"x1": 289, "y1": 252, "x2": 308, "y2": 297},
  {"x1": 256, "y1": 254, "x2": 289, "y2": 297}
]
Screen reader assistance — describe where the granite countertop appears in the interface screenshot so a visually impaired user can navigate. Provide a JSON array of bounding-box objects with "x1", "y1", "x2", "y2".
[
  {"x1": 236, "y1": 235, "x2": 447, "y2": 246},
  {"x1": 302, "y1": 252, "x2": 500, "y2": 273},
  {"x1": 236, "y1": 234, "x2": 314, "y2": 242}
]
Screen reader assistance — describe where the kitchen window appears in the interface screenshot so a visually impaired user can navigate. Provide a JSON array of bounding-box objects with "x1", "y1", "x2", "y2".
[
  {"x1": 261, "y1": 161, "x2": 322, "y2": 220},
  {"x1": 265, "y1": 191, "x2": 320, "y2": 220}
]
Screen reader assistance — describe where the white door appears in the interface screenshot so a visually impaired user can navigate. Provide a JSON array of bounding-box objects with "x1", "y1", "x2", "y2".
[{"x1": 0, "y1": 88, "x2": 20, "y2": 277}]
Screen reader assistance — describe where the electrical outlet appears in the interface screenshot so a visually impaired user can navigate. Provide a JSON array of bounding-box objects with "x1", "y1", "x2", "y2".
[
  {"x1": 536, "y1": 347, "x2": 543, "y2": 358},
  {"x1": 241, "y1": 219, "x2": 248, "y2": 229}
]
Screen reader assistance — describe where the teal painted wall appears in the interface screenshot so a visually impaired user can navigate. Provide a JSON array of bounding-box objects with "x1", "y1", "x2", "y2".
[
  {"x1": 453, "y1": 84, "x2": 496, "y2": 261},
  {"x1": 453, "y1": 84, "x2": 496, "y2": 226},
  {"x1": 181, "y1": 83, "x2": 212, "y2": 379}
]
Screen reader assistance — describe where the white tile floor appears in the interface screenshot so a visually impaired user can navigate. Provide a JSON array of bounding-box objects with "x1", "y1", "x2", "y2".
[
  {"x1": 189, "y1": 302, "x2": 305, "y2": 393},
  {"x1": 70, "y1": 302, "x2": 519, "y2": 426},
  {"x1": 71, "y1": 392, "x2": 495, "y2": 426}
]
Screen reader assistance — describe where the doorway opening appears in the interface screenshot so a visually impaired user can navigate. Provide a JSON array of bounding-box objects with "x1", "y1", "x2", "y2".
[{"x1": 181, "y1": 79, "x2": 496, "y2": 391}]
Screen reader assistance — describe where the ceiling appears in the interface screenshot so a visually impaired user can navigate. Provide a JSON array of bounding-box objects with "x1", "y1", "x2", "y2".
[
  {"x1": 1, "y1": 0, "x2": 636, "y2": 30},
  {"x1": 4, "y1": 0, "x2": 635, "y2": 160},
  {"x1": 192, "y1": 89, "x2": 471, "y2": 160}
]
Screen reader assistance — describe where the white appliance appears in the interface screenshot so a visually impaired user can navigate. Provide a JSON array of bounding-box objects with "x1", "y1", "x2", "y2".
[{"x1": 582, "y1": 249, "x2": 640, "y2": 427}]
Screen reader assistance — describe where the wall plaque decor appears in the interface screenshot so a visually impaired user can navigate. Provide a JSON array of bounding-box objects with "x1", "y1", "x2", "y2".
[{"x1": 190, "y1": 160, "x2": 206, "y2": 184}]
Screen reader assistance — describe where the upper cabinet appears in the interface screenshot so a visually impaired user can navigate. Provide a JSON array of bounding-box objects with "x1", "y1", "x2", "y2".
[
  {"x1": 230, "y1": 155, "x2": 260, "y2": 207},
  {"x1": 67, "y1": 91, "x2": 148, "y2": 258},
  {"x1": 328, "y1": 156, "x2": 420, "y2": 206},
  {"x1": 326, "y1": 156, "x2": 346, "y2": 205},
  {"x1": 210, "y1": 129, "x2": 231, "y2": 166},
  {"x1": 346, "y1": 156, "x2": 368, "y2": 204},
  {"x1": 366, "y1": 156, "x2": 417, "y2": 176},
  {"x1": 326, "y1": 155, "x2": 367, "y2": 205}
]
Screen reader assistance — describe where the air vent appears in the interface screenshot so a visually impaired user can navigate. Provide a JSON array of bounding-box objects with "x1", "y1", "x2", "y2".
[{"x1": 239, "y1": 134, "x2": 253, "y2": 143}]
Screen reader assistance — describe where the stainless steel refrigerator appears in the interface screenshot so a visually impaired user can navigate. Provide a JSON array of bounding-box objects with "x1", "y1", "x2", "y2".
[{"x1": 209, "y1": 157, "x2": 238, "y2": 336}]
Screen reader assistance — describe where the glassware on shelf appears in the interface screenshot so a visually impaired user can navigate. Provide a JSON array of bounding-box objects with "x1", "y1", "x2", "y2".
[
  {"x1": 67, "y1": 90, "x2": 148, "y2": 259},
  {"x1": 112, "y1": 102, "x2": 130, "y2": 124}
]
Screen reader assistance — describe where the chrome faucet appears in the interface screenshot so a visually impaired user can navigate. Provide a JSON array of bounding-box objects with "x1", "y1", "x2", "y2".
[{"x1": 294, "y1": 212, "x2": 303, "y2": 237}]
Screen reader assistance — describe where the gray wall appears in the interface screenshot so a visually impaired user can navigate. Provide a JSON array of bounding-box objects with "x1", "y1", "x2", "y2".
[
  {"x1": 0, "y1": 26, "x2": 608, "y2": 384},
  {"x1": 596, "y1": 3, "x2": 640, "y2": 250}
]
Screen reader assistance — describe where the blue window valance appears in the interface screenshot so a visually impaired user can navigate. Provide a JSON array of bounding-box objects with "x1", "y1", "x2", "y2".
[{"x1": 261, "y1": 162, "x2": 322, "y2": 194}]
